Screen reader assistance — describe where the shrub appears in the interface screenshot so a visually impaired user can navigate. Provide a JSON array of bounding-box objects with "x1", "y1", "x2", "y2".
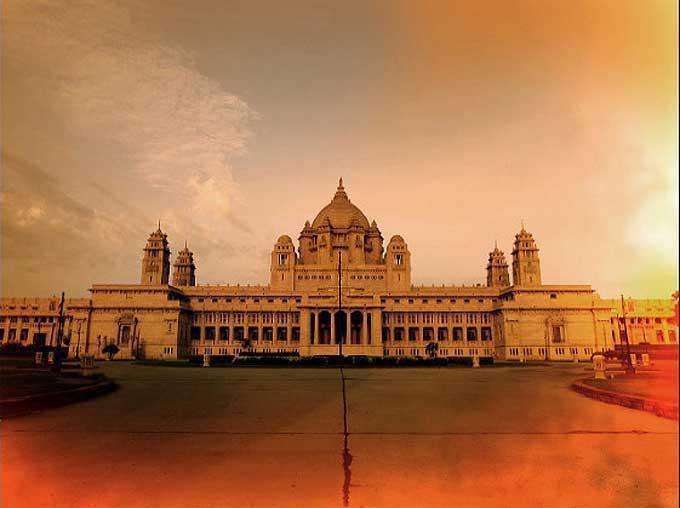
[{"x1": 101, "y1": 343, "x2": 120, "y2": 360}]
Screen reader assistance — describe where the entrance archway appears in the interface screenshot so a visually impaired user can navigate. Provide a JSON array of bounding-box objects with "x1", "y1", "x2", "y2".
[
  {"x1": 319, "y1": 311, "x2": 331, "y2": 344},
  {"x1": 350, "y1": 311, "x2": 363, "y2": 344},
  {"x1": 334, "y1": 310, "x2": 347, "y2": 345}
]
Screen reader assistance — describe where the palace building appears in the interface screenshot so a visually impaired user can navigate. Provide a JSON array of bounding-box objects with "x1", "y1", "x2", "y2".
[{"x1": 1, "y1": 179, "x2": 677, "y2": 361}]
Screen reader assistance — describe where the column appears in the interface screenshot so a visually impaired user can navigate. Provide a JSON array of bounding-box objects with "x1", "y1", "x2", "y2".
[
  {"x1": 287, "y1": 313, "x2": 292, "y2": 346},
  {"x1": 345, "y1": 310, "x2": 350, "y2": 346},
  {"x1": 331, "y1": 312, "x2": 336, "y2": 345},
  {"x1": 314, "y1": 310, "x2": 320, "y2": 345},
  {"x1": 362, "y1": 311, "x2": 368, "y2": 345}
]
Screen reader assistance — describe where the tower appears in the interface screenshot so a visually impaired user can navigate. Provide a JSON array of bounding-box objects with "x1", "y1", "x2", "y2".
[
  {"x1": 385, "y1": 235, "x2": 411, "y2": 291},
  {"x1": 486, "y1": 242, "x2": 510, "y2": 288},
  {"x1": 511, "y1": 225, "x2": 541, "y2": 286},
  {"x1": 172, "y1": 241, "x2": 196, "y2": 287},
  {"x1": 270, "y1": 235, "x2": 296, "y2": 290},
  {"x1": 141, "y1": 223, "x2": 171, "y2": 285}
]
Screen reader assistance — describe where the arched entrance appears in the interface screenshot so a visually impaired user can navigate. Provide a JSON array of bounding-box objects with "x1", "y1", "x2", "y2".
[
  {"x1": 350, "y1": 311, "x2": 363, "y2": 344},
  {"x1": 334, "y1": 310, "x2": 347, "y2": 345},
  {"x1": 319, "y1": 311, "x2": 331, "y2": 344}
]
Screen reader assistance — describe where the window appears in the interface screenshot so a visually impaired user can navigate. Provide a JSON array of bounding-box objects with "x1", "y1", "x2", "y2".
[
  {"x1": 481, "y1": 327, "x2": 492, "y2": 341},
  {"x1": 191, "y1": 326, "x2": 201, "y2": 341},
  {"x1": 452, "y1": 327, "x2": 463, "y2": 341},
  {"x1": 277, "y1": 253, "x2": 287, "y2": 266},
  {"x1": 219, "y1": 327, "x2": 229, "y2": 341},
  {"x1": 277, "y1": 327, "x2": 287, "y2": 341},
  {"x1": 550, "y1": 293, "x2": 557, "y2": 299},
  {"x1": 395, "y1": 254, "x2": 403, "y2": 265},
  {"x1": 466, "y1": 327, "x2": 477, "y2": 341},
  {"x1": 248, "y1": 327, "x2": 259, "y2": 341},
  {"x1": 408, "y1": 327, "x2": 419, "y2": 342},
  {"x1": 552, "y1": 325, "x2": 563, "y2": 343}
]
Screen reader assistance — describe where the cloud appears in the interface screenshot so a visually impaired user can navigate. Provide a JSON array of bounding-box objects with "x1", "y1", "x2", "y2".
[{"x1": 2, "y1": 0, "x2": 260, "y2": 295}]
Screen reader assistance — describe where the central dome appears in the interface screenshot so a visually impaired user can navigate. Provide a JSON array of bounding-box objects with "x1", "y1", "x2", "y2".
[{"x1": 312, "y1": 178, "x2": 370, "y2": 229}]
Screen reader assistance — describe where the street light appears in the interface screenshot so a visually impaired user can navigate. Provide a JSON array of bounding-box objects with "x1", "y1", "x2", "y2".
[
  {"x1": 338, "y1": 251, "x2": 344, "y2": 362},
  {"x1": 620, "y1": 294, "x2": 635, "y2": 374}
]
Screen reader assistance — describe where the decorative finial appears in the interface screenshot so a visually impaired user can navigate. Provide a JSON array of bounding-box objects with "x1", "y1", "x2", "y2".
[
  {"x1": 521, "y1": 219, "x2": 525, "y2": 231},
  {"x1": 333, "y1": 177, "x2": 348, "y2": 200},
  {"x1": 158, "y1": 219, "x2": 161, "y2": 231},
  {"x1": 184, "y1": 240, "x2": 188, "y2": 249},
  {"x1": 494, "y1": 239, "x2": 498, "y2": 250}
]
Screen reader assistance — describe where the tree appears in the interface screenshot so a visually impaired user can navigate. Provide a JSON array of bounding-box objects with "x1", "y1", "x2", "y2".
[
  {"x1": 425, "y1": 341, "x2": 438, "y2": 358},
  {"x1": 102, "y1": 343, "x2": 120, "y2": 361}
]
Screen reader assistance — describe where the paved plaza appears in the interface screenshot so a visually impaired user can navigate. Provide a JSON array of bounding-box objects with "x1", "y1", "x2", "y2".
[{"x1": 2, "y1": 363, "x2": 678, "y2": 508}]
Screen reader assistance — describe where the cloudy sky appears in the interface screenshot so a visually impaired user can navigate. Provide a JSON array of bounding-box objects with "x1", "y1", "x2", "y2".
[{"x1": 2, "y1": 0, "x2": 677, "y2": 298}]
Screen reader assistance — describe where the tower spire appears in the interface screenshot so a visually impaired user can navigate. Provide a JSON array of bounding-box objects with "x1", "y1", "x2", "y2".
[{"x1": 333, "y1": 176, "x2": 348, "y2": 200}]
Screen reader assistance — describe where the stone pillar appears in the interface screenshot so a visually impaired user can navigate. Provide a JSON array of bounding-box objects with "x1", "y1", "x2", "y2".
[
  {"x1": 331, "y1": 312, "x2": 336, "y2": 345},
  {"x1": 345, "y1": 311, "x2": 350, "y2": 347},
  {"x1": 199, "y1": 325, "x2": 205, "y2": 344},
  {"x1": 315, "y1": 310, "x2": 320, "y2": 345},
  {"x1": 362, "y1": 311, "x2": 368, "y2": 345}
]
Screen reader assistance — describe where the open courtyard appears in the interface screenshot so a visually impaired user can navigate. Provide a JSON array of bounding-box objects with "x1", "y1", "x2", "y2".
[{"x1": 1, "y1": 362, "x2": 678, "y2": 508}]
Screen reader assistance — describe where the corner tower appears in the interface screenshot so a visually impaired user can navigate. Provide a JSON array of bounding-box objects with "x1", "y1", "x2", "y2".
[
  {"x1": 486, "y1": 242, "x2": 510, "y2": 288},
  {"x1": 172, "y1": 241, "x2": 196, "y2": 286},
  {"x1": 385, "y1": 235, "x2": 411, "y2": 290},
  {"x1": 511, "y1": 225, "x2": 541, "y2": 286},
  {"x1": 270, "y1": 235, "x2": 296, "y2": 290},
  {"x1": 141, "y1": 223, "x2": 171, "y2": 285}
]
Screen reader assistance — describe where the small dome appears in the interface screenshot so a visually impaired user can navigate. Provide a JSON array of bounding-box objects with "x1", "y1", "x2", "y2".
[
  {"x1": 389, "y1": 235, "x2": 405, "y2": 243},
  {"x1": 277, "y1": 235, "x2": 293, "y2": 244},
  {"x1": 311, "y1": 178, "x2": 370, "y2": 230}
]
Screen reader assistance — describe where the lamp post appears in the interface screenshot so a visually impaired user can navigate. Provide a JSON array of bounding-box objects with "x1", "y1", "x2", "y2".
[
  {"x1": 76, "y1": 320, "x2": 82, "y2": 359},
  {"x1": 338, "y1": 251, "x2": 344, "y2": 361},
  {"x1": 620, "y1": 294, "x2": 635, "y2": 374},
  {"x1": 50, "y1": 292, "x2": 67, "y2": 373}
]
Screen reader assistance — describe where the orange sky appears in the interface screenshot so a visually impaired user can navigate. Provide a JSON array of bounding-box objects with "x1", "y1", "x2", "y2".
[{"x1": 1, "y1": 0, "x2": 678, "y2": 298}]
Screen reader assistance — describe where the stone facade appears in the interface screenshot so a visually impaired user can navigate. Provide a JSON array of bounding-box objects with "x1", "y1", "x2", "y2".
[{"x1": 1, "y1": 179, "x2": 677, "y2": 361}]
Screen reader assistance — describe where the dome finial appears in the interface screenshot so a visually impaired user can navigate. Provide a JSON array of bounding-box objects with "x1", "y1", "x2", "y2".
[
  {"x1": 333, "y1": 176, "x2": 348, "y2": 201},
  {"x1": 494, "y1": 239, "x2": 498, "y2": 250}
]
